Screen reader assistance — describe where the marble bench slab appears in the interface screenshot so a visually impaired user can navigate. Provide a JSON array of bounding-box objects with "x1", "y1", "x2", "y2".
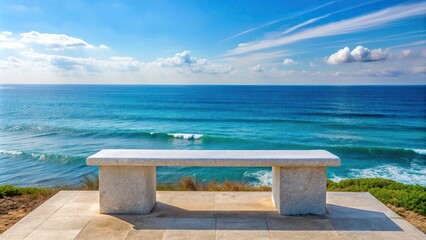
[{"x1": 87, "y1": 149, "x2": 340, "y2": 166}]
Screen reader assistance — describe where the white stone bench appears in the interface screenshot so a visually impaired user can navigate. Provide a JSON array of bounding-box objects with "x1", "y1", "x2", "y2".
[{"x1": 86, "y1": 150, "x2": 340, "y2": 215}]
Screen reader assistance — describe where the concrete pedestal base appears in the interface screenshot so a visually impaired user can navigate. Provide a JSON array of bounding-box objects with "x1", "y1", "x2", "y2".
[
  {"x1": 99, "y1": 166, "x2": 156, "y2": 214},
  {"x1": 272, "y1": 166, "x2": 326, "y2": 215}
]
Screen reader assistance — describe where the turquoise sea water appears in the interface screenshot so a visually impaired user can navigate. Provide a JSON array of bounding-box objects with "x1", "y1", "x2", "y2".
[{"x1": 0, "y1": 85, "x2": 425, "y2": 187}]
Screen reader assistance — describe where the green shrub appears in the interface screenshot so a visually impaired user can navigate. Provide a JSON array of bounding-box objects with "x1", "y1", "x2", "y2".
[{"x1": 0, "y1": 184, "x2": 53, "y2": 199}]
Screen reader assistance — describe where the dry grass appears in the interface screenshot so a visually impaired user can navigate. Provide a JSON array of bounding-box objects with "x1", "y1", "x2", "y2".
[
  {"x1": 79, "y1": 175, "x2": 271, "y2": 191},
  {"x1": 157, "y1": 177, "x2": 271, "y2": 191}
]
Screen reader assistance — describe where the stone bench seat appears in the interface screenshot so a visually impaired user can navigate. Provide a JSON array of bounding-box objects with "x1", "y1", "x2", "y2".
[{"x1": 87, "y1": 149, "x2": 340, "y2": 215}]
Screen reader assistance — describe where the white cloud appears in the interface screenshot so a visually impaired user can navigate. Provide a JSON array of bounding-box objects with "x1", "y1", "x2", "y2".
[
  {"x1": 309, "y1": 61, "x2": 316, "y2": 67},
  {"x1": 1, "y1": 49, "x2": 233, "y2": 76},
  {"x1": 0, "y1": 34, "x2": 8, "y2": 41},
  {"x1": 325, "y1": 46, "x2": 388, "y2": 64},
  {"x1": 227, "y1": 2, "x2": 426, "y2": 56},
  {"x1": 392, "y1": 48, "x2": 426, "y2": 60},
  {"x1": 411, "y1": 66, "x2": 426, "y2": 74},
  {"x1": 19, "y1": 50, "x2": 140, "y2": 72},
  {"x1": 20, "y1": 31, "x2": 95, "y2": 50},
  {"x1": 283, "y1": 58, "x2": 297, "y2": 65},
  {"x1": 0, "y1": 33, "x2": 26, "y2": 49},
  {"x1": 153, "y1": 50, "x2": 233, "y2": 74},
  {"x1": 252, "y1": 64, "x2": 264, "y2": 72},
  {"x1": 0, "y1": 31, "x2": 109, "y2": 50},
  {"x1": 0, "y1": 42, "x2": 26, "y2": 49}
]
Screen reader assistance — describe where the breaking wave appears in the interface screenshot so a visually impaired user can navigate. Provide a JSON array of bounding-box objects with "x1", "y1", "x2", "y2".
[
  {"x1": 166, "y1": 133, "x2": 203, "y2": 140},
  {"x1": 244, "y1": 170, "x2": 272, "y2": 186},
  {"x1": 0, "y1": 149, "x2": 85, "y2": 164}
]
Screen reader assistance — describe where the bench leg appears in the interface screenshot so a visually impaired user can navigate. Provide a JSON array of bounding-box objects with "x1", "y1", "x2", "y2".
[
  {"x1": 272, "y1": 166, "x2": 326, "y2": 215},
  {"x1": 99, "y1": 166, "x2": 156, "y2": 214}
]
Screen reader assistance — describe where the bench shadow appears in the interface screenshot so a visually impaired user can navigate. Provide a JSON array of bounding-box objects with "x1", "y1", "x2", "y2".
[{"x1": 108, "y1": 202, "x2": 403, "y2": 232}]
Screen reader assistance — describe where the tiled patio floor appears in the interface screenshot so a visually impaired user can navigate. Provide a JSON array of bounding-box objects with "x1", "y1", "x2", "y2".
[{"x1": 1, "y1": 191, "x2": 424, "y2": 240}]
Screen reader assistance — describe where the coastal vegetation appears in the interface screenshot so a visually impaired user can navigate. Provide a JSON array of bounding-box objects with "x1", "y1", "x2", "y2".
[{"x1": 0, "y1": 177, "x2": 425, "y2": 233}]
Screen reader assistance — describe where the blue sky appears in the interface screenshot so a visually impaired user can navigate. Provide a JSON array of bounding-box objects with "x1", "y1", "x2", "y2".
[{"x1": 0, "y1": 0, "x2": 425, "y2": 84}]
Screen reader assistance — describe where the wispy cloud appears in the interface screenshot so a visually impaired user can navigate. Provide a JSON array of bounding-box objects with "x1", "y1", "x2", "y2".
[
  {"x1": 20, "y1": 31, "x2": 96, "y2": 50},
  {"x1": 227, "y1": 2, "x2": 426, "y2": 56},
  {"x1": 390, "y1": 40, "x2": 426, "y2": 49},
  {"x1": 219, "y1": 1, "x2": 336, "y2": 43},
  {"x1": 354, "y1": 33, "x2": 426, "y2": 45},
  {"x1": 280, "y1": 14, "x2": 330, "y2": 36},
  {"x1": 221, "y1": 50, "x2": 287, "y2": 67}
]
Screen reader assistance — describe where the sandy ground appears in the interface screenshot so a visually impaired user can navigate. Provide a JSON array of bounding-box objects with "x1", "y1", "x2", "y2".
[
  {"x1": 0, "y1": 194, "x2": 425, "y2": 234},
  {"x1": 0, "y1": 194, "x2": 53, "y2": 233},
  {"x1": 386, "y1": 204, "x2": 426, "y2": 234}
]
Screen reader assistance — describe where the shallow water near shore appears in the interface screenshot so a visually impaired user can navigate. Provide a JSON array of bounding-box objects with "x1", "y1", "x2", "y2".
[{"x1": 0, "y1": 85, "x2": 424, "y2": 187}]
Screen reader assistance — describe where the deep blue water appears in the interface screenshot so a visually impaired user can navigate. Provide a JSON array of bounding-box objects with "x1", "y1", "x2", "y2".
[{"x1": 0, "y1": 85, "x2": 425, "y2": 187}]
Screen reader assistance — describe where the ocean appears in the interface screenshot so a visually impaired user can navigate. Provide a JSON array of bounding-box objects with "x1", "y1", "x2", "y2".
[{"x1": 0, "y1": 85, "x2": 425, "y2": 187}]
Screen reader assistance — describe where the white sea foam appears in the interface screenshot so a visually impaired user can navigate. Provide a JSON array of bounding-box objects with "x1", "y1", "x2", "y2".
[
  {"x1": 244, "y1": 170, "x2": 272, "y2": 186},
  {"x1": 31, "y1": 153, "x2": 46, "y2": 160},
  {"x1": 329, "y1": 173, "x2": 346, "y2": 182},
  {"x1": 168, "y1": 133, "x2": 203, "y2": 140},
  {"x1": 411, "y1": 149, "x2": 426, "y2": 155},
  {"x1": 0, "y1": 150, "x2": 23, "y2": 155},
  {"x1": 348, "y1": 162, "x2": 426, "y2": 186}
]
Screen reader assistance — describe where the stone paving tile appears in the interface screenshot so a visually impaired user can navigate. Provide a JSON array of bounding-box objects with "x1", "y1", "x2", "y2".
[
  {"x1": 125, "y1": 218, "x2": 169, "y2": 240},
  {"x1": 74, "y1": 215, "x2": 133, "y2": 240},
  {"x1": 0, "y1": 217, "x2": 47, "y2": 240},
  {"x1": 36, "y1": 216, "x2": 93, "y2": 230},
  {"x1": 326, "y1": 192, "x2": 401, "y2": 219},
  {"x1": 163, "y1": 230, "x2": 216, "y2": 240},
  {"x1": 24, "y1": 191, "x2": 78, "y2": 219},
  {"x1": 163, "y1": 218, "x2": 216, "y2": 240},
  {"x1": 215, "y1": 192, "x2": 277, "y2": 219},
  {"x1": 217, "y1": 230, "x2": 271, "y2": 240},
  {"x1": 335, "y1": 231, "x2": 426, "y2": 240},
  {"x1": 25, "y1": 230, "x2": 82, "y2": 240},
  {"x1": 215, "y1": 192, "x2": 275, "y2": 210},
  {"x1": 327, "y1": 204, "x2": 395, "y2": 219},
  {"x1": 74, "y1": 229, "x2": 130, "y2": 240},
  {"x1": 269, "y1": 231, "x2": 342, "y2": 240},
  {"x1": 216, "y1": 218, "x2": 270, "y2": 240},
  {"x1": 81, "y1": 214, "x2": 134, "y2": 230},
  {"x1": 171, "y1": 191, "x2": 215, "y2": 211},
  {"x1": 156, "y1": 191, "x2": 176, "y2": 203},
  {"x1": 51, "y1": 202, "x2": 99, "y2": 218},
  {"x1": 266, "y1": 218, "x2": 334, "y2": 231},
  {"x1": 143, "y1": 201, "x2": 214, "y2": 218},
  {"x1": 70, "y1": 191, "x2": 99, "y2": 203},
  {"x1": 125, "y1": 229, "x2": 165, "y2": 240},
  {"x1": 329, "y1": 218, "x2": 403, "y2": 231}
]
